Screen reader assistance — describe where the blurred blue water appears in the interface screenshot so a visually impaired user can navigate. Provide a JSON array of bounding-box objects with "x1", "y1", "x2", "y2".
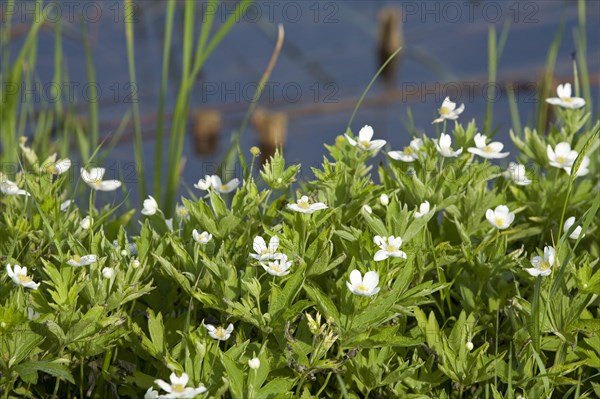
[{"x1": 7, "y1": 0, "x2": 599, "y2": 203}]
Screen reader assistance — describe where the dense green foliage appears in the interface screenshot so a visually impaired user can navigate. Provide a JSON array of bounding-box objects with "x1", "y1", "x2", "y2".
[{"x1": 1, "y1": 102, "x2": 598, "y2": 398}]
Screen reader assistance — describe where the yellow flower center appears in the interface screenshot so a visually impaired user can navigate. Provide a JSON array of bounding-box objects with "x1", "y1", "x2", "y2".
[
  {"x1": 386, "y1": 244, "x2": 397, "y2": 252},
  {"x1": 177, "y1": 207, "x2": 188, "y2": 218},
  {"x1": 94, "y1": 180, "x2": 102, "y2": 188},
  {"x1": 270, "y1": 263, "x2": 282, "y2": 273},
  {"x1": 562, "y1": 97, "x2": 573, "y2": 103},
  {"x1": 46, "y1": 165, "x2": 58, "y2": 174},
  {"x1": 483, "y1": 145, "x2": 493, "y2": 153},
  {"x1": 360, "y1": 140, "x2": 370, "y2": 148},
  {"x1": 172, "y1": 384, "x2": 186, "y2": 393},
  {"x1": 214, "y1": 327, "x2": 227, "y2": 339},
  {"x1": 18, "y1": 274, "x2": 32, "y2": 284},
  {"x1": 298, "y1": 200, "x2": 310, "y2": 209},
  {"x1": 495, "y1": 217, "x2": 505, "y2": 227},
  {"x1": 73, "y1": 255, "x2": 81, "y2": 262},
  {"x1": 440, "y1": 106, "x2": 450, "y2": 115},
  {"x1": 404, "y1": 146, "x2": 413, "y2": 155},
  {"x1": 556, "y1": 156, "x2": 566, "y2": 164},
  {"x1": 540, "y1": 260, "x2": 551, "y2": 270},
  {"x1": 356, "y1": 283, "x2": 369, "y2": 293}
]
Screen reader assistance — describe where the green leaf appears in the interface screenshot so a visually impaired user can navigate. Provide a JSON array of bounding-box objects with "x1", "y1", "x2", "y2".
[
  {"x1": 569, "y1": 318, "x2": 600, "y2": 333},
  {"x1": 67, "y1": 305, "x2": 104, "y2": 343},
  {"x1": 269, "y1": 272, "x2": 304, "y2": 321},
  {"x1": 14, "y1": 360, "x2": 75, "y2": 384},
  {"x1": 221, "y1": 352, "x2": 245, "y2": 399},
  {"x1": 147, "y1": 310, "x2": 165, "y2": 355},
  {"x1": 257, "y1": 377, "x2": 295, "y2": 398},
  {"x1": 303, "y1": 283, "x2": 341, "y2": 329}
]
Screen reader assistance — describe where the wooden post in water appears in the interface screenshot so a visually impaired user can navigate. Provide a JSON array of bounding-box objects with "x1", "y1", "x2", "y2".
[
  {"x1": 252, "y1": 107, "x2": 288, "y2": 163},
  {"x1": 377, "y1": 7, "x2": 404, "y2": 86},
  {"x1": 192, "y1": 109, "x2": 222, "y2": 155}
]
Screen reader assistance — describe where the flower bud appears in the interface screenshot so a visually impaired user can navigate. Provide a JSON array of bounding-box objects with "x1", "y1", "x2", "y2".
[
  {"x1": 102, "y1": 267, "x2": 115, "y2": 279},
  {"x1": 80, "y1": 216, "x2": 92, "y2": 230},
  {"x1": 250, "y1": 146, "x2": 261, "y2": 157},
  {"x1": 248, "y1": 357, "x2": 261, "y2": 369},
  {"x1": 466, "y1": 341, "x2": 474, "y2": 351},
  {"x1": 380, "y1": 194, "x2": 389, "y2": 206}
]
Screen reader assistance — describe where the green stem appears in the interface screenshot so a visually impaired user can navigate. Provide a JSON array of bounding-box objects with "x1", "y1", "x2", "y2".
[
  {"x1": 346, "y1": 47, "x2": 402, "y2": 133},
  {"x1": 315, "y1": 372, "x2": 333, "y2": 397},
  {"x1": 124, "y1": 0, "x2": 146, "y2": 199},
  {"x1": 153, "y1": 0, "x2": 176, "y2": 203},
  {"x1": 556, "y1": 177, "x2": 573, "y2": 249},
  {"x1": 80, "y1": 356, "x2": 84, "y2": 399},
  {"x1": 335, "y1": 373, "x2": 349, "y2": 399},
  {"x1": 531, "y1": 277, "x2": 542, "y2": 353},
  {"x1": 52, "y1": 378, "x2": 61, "y2": 398}
]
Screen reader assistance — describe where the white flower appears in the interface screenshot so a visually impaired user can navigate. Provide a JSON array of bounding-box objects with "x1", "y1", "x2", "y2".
[
  {"x1": 414, "y1": 201, "x2": 430, "y2": 218},
  {"x1": 248, "y1": 357, "x2": 261, "y2": 370},
  {"x1": 80, "y1": 216, "x2": 92, "y2": 230},
  {"x1": 193, "y1": 230, "x2": 212, "y2": 244},
  {"x1": 80, "y1": 167, "x2": 122, "y2": 191},
  {"x1": 210, "y1": 176, "x2": 240, "y2": 194},
  {"x1": 564, "y1": 155, "x2": 590, "y2": 177},
  {"x1": 433, "y1": 133, "x2": 463, "y2": 157},
  {"x1": 60, "y1": 199, "x2": 73, "y2": 212},
  {"x1": 27, "y1": 307, "x2": 40, "y2": 321},
  {"x1": 525, "y1": 246, "x2": 555, "y2": 277},
  {"x1": 261, "y1": 255, "x2": 292, "y2": 276},
  {"x1": 485, "y1": 205, "x2": 515, "y2": 230},
  {"x1": 545, "y1": 83, "x2": 585, "y2": 109},
  {"x1": 564, "y1": 216, "x2": 584, "y2": 240},
  {"x1": 44, "y1": 158, "x2": 71, "y2": 175},
  {"x1": 379, "y1": 194, "x2": 389, "y2": 206},
  {"x1": 373, "y1": 235, "x2": 407, "y2": 261},
  {"x1": 547, "y1": 142, "x2": 578, "y2": 170},
  {"x1": 165, "y1": 218, "x2": 174, "y2": 232},
  {"x1": 250, "y1": 235, "x2": 281, "y2": 261},
  {"x1": 0, "y1": 180, "x2": 30, "y2": 196},
  {"x1": 467, "y1": 133, "x2": 509, "y2": 159},
  {"x1": 345, "y1": 125, "x2": 387, "y2": 152},
  {"x1": 205, "y1": 323, "x2": 234, "y2": 341},
  {"x1": 141, "y1": 196, "x2": 159, "y2": 216},
  {"x1": 432, "y1": 97, "x2": 465, "y2": 123},
  {"x1": 131, "y1": 259, "x2": 141, "y2": 268},
  {"x1": 503, "y1": 162, "x2": 532, "y2": 186},
  {"x1": 466, "y1": 341, "x2": 474, "y2": 351},
  {"x1": 67, "y1": 254, "x2": 97, "y2": 267},
  {"x1": 6, "y1": 264, "x2": 40, "y2": 289},
  {"x1": 176, "y1": 205, "x2": 190, "y2": 220},
  {"x1": 346, "y1": 270, "x2": 380, "y2": 297},
  {"x1": 362, "y1": 204, "x2": 372, "y2": 214},
  {"x1": 388, "y1": 138, "x2": 424, "y2": 162},
  {"x1": 102, "y1": 267, "x2": 115, "y2": 279},
  {"x1": 287, "y1": 195, "x2": 328, "y2": 214},
  {"x1": 194, "y1": 175, "x2": 213, "y2": 190},
  {"x1": 154, "y1": 373, "x2": 207, "y2": 399},
  {"x1": 144, "y1": 387, "x2": 160, "y2": 399}
]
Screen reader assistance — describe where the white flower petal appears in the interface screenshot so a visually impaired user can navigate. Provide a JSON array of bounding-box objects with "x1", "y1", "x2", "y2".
[
  {"x1": 362, "y1": 271, "x2": 379, "y2": 289},
  {"x1": 349, "y1": 269, "x2": 363, "y2": 286}
]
